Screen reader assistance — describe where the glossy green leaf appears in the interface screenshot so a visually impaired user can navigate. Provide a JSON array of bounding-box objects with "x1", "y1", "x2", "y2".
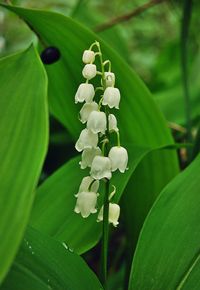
[
  {"x1": 0, "y1": 5, "x2": 177, "y2": 145},
  {"x1": 1, "y1": 227, "x2": 103, "y2": 290},
  {"x1": 1, "y1": 4, "x2": 179, "y2": 254},
  {"x1": 129, "y1": 154, "x2": 200, "y2": 290},
  {"x1": 30, "y1": 144, "x2": 176, "y2": 254},
  {"x1": 0, "y1": 47, "x2": 48, "y2": 281}
]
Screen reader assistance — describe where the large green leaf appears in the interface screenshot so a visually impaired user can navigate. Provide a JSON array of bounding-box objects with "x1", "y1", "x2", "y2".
[
  {"x1": 0, "y1": 47, "x2": 48, "y2": 282},
  {"x1": 0, "y1": 4, "x2": 177, "y2": 145},
  {"x1": 129, "y1": 154, "x2": 200, "y2": 290},
  {"x1": 1, "y1": 4, "x2": 179, "y2": 254},
  {"x1": 30, "y1": 144, "x2": 177, "y2": 254},
  {"x1": 29, "y1": 146, "x2": 147, "y2": 253},
  {"x1": 1, "y1": 227, "x2": 103, "y2": 290}
]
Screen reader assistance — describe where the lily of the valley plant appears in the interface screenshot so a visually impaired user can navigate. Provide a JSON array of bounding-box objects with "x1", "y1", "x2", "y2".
[
  {"x1": 74, "y1": 40, "x2": 128, "y2": 224},
  {"x1": 74, "y1": 40, "x2": 128, "y2": 286}
]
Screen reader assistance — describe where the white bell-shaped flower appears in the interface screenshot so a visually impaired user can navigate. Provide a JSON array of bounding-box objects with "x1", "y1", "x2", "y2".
[
  {"x1": 87, "y1": 111, "x2": 107, "y2": 134},
  {"x1": 90, "y1": 156, "x2": 112, "y2": 180},
  {"x1": 75, "y1": 83, "x2": 95, "y2": 104},
  {"x1": 74, "y1": 191, "x2": 98, "y2": 218},
  {"x1": 109, "y1": 114, "x2": 119, "y2": 132},
  {"x1": 102, "y1": 87, "x2": 120, "y2": 109},
  {"x1": 105, "y1": 72, "x2": 115, "y2": 87},
  {"x1": 82, "y1": 50, "x2": 95, "y2": 64},
  {"x1": 82, "y1": 64, "x2": 97, "y2": 80},
  {"x1": 80, "y1": 147, "x2": 102, "y2": 169},
  {"x1": 79, "y1": 102, "x2": 98, "y2": 124},
  {"x1": 97, "y1": 203, "x2": 120, "y2": 227},
  {"x1": 76, "y1": 176, "x2": 99, "y2": 197},
  {"x1": 108, "y1": 146, "x2": 128, "y2": 173},
  {"x1": 75, "y1": 128, "x2": 98, "y2": 152}
]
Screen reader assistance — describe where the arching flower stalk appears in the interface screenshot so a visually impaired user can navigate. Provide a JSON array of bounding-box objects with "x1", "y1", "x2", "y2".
[{"x1": 73, "y1": 40, "x2": 128, "y2": 287}]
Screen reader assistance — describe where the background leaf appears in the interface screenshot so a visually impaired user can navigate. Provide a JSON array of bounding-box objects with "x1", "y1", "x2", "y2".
[
  {"x1": 30, "y1": 144, "x2": 176, "y2": 254},
  {"x1": 1, "y1": 227, "x2": 103, "y2": 290},
  {"x1": 129, "y1": 154, "x2": 200, "y2": 290},
  {"x1": 0, "y1": 47, "x2": 48, "y2": 282}
]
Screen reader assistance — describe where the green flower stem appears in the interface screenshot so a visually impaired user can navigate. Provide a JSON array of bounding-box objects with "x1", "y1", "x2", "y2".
[
  {"x1": 101, "y1": 138, "x2": 109, "y2": 155},
  {"x1": 98, "y1": 95, "x2": 104, "y2": 110},
  {"x1": 96, "y1": 42, "x2": 106, "y2": 90},
  {"x1": 116, "y1": 131, "x2": 121, "y2": 147},
  {"x1": 96, "y1": 41, "x2": 109, "y2": 289},
  {"x1": 100, "y1": 106, "x2": 110, "y2": 289},
  {"x1": 101, "y1": 178, "x2": 110, "y2": 290},
  {"x1": 103, "y1": 60, "x2": 112, "y2": 72}
]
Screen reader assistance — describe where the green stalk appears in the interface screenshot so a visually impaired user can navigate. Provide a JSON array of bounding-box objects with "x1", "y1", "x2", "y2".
[
  {"x1": 96, "y1": 41, "x2": 110, "y2": 289},
  {"x1": 180, "y1": 0, "x2": 193, "y2": 155},
  {"x1": 101, "y1": 179, "x2": 110, "y2": 289}
]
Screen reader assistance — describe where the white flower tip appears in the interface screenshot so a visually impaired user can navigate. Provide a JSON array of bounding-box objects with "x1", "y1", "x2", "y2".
[
  {"x1": 103, "y1": 87, "x2": 121, "y2": 109},
  {"x1": 82, "y1": 64, "x2": 97, "y2": 80},
  {"x1": 90, "y1": 156, "x2": 112, "y2": 180},
  {"x1": 113, "y1": 221, "x2": 119, "y2": 227},
  {"x1": 79, "y1": 160, "x2": 87, "y2": 169},
  {"x1": 74, "y1": 206, "x2": 80, "y2": 214},
  {"x1": 91, "y1": 208, "x2": 97, "y2": 214},
  {"x1": 82, "y1": 50, "x2": 95, "y2": 64},
  {"x1": 105, "y1": 72, "x2": 115, "y2": 87},
  {"x1": 108, "y1": 146, "x2": 128, "y2": 173},
  {"x1": 80, "y1": 102, "x2": 99, "y2": 124},
  {"x1": 87, "y1": 111, "x2": 107, "y2": 134},
  {"x1": 75, "y1": 83, "x2": 95, "y2": 104},
  {"x1": 82, "y1": 214, "x2": 89, "y2": 218},
  {"x1": 75, "y1": 143, "x2": 82, "y2": 152}
]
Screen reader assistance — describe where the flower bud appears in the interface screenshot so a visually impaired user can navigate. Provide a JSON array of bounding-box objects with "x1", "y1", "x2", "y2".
[
  {"x1": 105, "y1": 72, "x2": 115, "y2": 87},
  {"x1": 108, "y1": 146, "x2": 128, "y2": 173},
  {"x1": 80, "y1": 102, "x2": 98, "y2": 124},
  {"x1": 102, "y1": 87, "x2": 120, "y2": 109},
  {"x1": 97, "y1": 203, "x2": 120, "y2": 227},
  {"x1": 82, "y1": 50, "x2": 95, "y2": 64},
  {"x1": 74, "y1": 191, "x2": 98, "y2": 218},
  {"x1": 75, "y1": 83, "x2": 95, "y2": 104},
  {"x1": 109, "y1": 114, "x2": 118, "y2": 132},
  {"x1": 87, "y1": 111, "x2": 107, "y2": 134},
  {"x1": 90, "y1": 156, "x2": 112, "y2": 180},
  {"x1": 80, "y1": 147, "x2": 102, "y2": 169},
  {"x1": 75, "y1": 128, "x2": 98, "y2": 152},
  {"x1": 82, "y1": 64, "x2": 97, "y2": 80}
]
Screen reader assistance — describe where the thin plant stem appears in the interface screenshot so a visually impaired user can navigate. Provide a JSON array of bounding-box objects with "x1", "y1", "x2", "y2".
[
  {"x1": 100, "y1": 107, "x2": 110, "y2": 289},
  {"x1": 94, "y1": 0, "x2": 165, "y2": 32},
  {"x1": 96, "y1": 41, "x2": 110, "y2": 289},
  {"x1": 180, "y1": 0, "x2": 193, "y2": 155},
  {"x1": 101, "y1": 179, "x2": 110, "y2": 289}
]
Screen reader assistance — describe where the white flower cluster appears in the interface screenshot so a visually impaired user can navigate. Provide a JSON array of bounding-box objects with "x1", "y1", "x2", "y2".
[{"x1": 74, "y1": 41, "x2": 128, "y2": 227}]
